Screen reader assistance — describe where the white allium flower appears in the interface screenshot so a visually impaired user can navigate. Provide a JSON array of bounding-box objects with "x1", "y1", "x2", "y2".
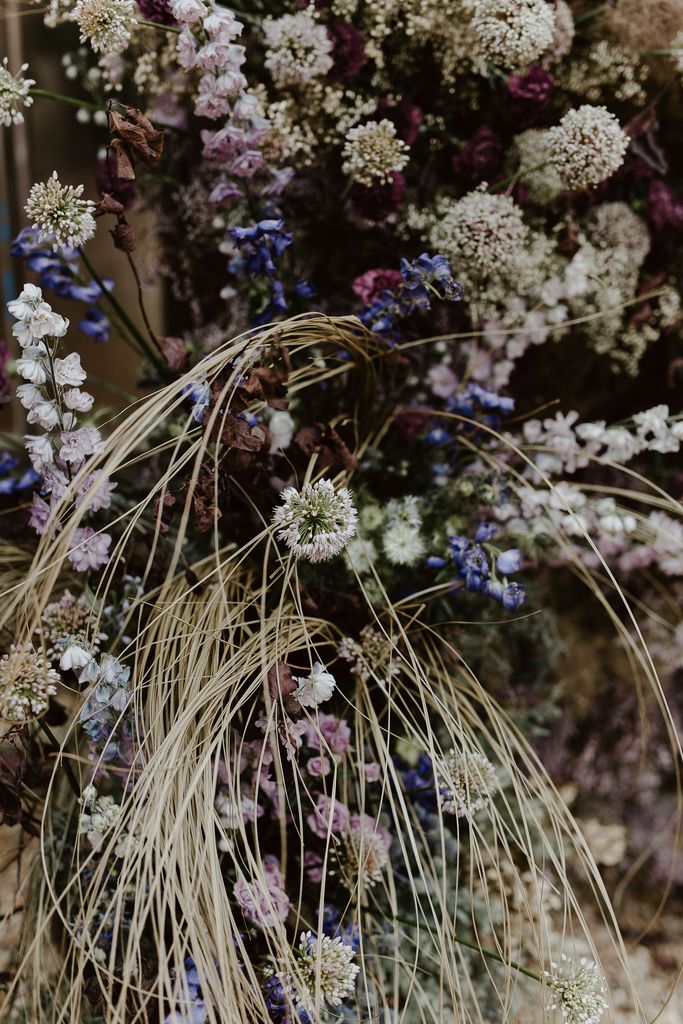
[
  {"x1": 382, "y1": 521, "x2": 425, "y2": 566},
  {"x1": 272, "y1": 479, "x2": 358, "y2": 562},
  {"x1": 71, "y1": 0, "x2": 136, "y2": 54},
  {"x1": 0, "y1": 58, "x2": 35, "y2": 127},
  {"x1": 25, "y1": 172, "x2": 96, "y2": 250},
  {"x1": 429, "y1": 187, "x2": 528, "y2": 279},
  {"x1": 471, "y1": 0, "x2": 556, "y2": 72},
  {"x1": 438, "y1": 748, "x2": 498, "y2": 818},
  {"x1": 547, "y1": 106, "x2": 629, "y2": 191},
  {"x1": 293, "y1": 662, "x2": 336, "y2": 708},
  {"x1": 264, "y1": 10, "x2": 333, "y2": 87},
  {"x1": 344, "y1": 535, "x2": 377, "y2": 575},
  {"x1": 342, "y1": 119, "x2": 410, "y2": 186},
  {"x1": 544, "y1": 955, "x2": 608, "y2": 1024},
  {"x1": 0, "y1": 644, "x2": 59, "y2": 723},
  {"x1": 292, "y1": 931, "x2": 360, "y2": 1008},
  {"x1": 544, "y1": 0, "x2": 575, "y2": 64}
]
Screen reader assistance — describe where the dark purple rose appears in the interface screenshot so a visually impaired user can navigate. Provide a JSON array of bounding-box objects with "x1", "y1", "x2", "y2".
[
  {"x1": 350, "y1": 171, "x2": 405, "y2": 222},
  {"x1": 505, "y1": 65, "x2": 554, "y2": 126},
  {"x1": 647, "y1": 179, "x2": 683, "y2": 233},
  {"x1": 327, "y1": 21, "x2": 367, "y2": 80},
  {"x1": 351, "y1": 268, "x2": 402, "y2": 304},
  {"x1": 96, "y1": 158, "x2": 137, "y2": 209},
  {"x1": 452, "y1": 126, "x2": 504, "y2": 185},
  {"x1": 137, "y1": 0, "x2": 176, "y2": 24},
  {"x1": 376, "y1": 99, "x2": 423, "y2": 145}
]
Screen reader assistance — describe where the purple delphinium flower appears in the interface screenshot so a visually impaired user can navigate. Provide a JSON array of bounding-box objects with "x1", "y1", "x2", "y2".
[
  {"x1": 496, "y1": 548, "x2": 521, "y2": 575},
  {"x1": 327, "y1": 20, "x2": 367, "y2": 80}
]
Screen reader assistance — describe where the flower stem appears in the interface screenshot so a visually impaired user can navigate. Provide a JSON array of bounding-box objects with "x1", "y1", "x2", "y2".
[
  {"x1": 574, "y1": 4, "x2": 607, "y2": 25},
  {"x1": 37, "y1": 718, "x2": 81, "y2": 798},
  {"x1": 136, "y1": 17, "x2": 181, "y2": 33},
  {"x1": 30, "y1": 88, "x2": 103, "y2": 113},
  {"x1": 491, "y1": 160, "x2": 548, "y2": 192},
  {"x1": 452, "y1": 933, "x2": 542, "y2": 983}
]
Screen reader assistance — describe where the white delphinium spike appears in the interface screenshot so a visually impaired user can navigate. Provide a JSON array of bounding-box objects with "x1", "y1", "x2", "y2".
[
  {"x1": 272, "y1": 479, "x2": 357, "y2": 562},
  {"x1": 544, "y1": 954, "x2": 609, "y2": 1024},
  {"x1": 291, "y1": 931, "x2": 359, "y2": 1008},
  {"x1": 438, "y1": 748, "x2": 498, "y2": 818},
  {"x1": 0, "y1": 58, "x2": 35, "y2": 127},
  {"x1": 25, "y1": 172, "x2": 96, "y2": 250},
  {"x1": 71, "y1": 0, "x2": 136, "y2": 54}
]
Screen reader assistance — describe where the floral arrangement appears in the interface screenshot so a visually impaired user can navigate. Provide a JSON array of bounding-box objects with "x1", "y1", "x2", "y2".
[{"x1": 1, "y1": 1, "x2": 682, "y2": 1022}]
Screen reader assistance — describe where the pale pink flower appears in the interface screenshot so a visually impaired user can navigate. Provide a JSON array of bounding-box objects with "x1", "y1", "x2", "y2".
[
  {"x1": 307, "y1": 793, "x2": 350, "y2": 839},
  {"x1": 24, "y1": 434, "x2": 54, "y2": 472},
  {"x1": 54, "y1": 351, "x2": 86, "y2": 387},
  {"x1": 64, "y1": 388, "x2": 94, "y2": 412},
  {"x1": 27, "y1": 398, "x2": 60, "y2": 430},
  {"x1": 307, "y1": 755, "x2": 332, "y2": 777},
  {"x1": 68, "y1": 527, "x2": 112, "y2": 572}
]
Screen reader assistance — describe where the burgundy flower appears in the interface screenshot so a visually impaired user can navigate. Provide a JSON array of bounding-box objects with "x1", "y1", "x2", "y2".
[
  {"x1": 350, "y1": 171, "x2": 405, "y2": 222},
  {"x1": 96, "y1": 158, "x2": 137, "y2": 209},
  {"x1": 136, "y1": 0, "x2": 176, "y2": 24},
  {"x1": 327, "y1": 21, "x2": 367, "y2": 81},
  {"x1": 351, "y1": 268, "x2": 402, "y2": 305},
  {"x1": 452, "y1": 126, "x2": 503, "y2": 186},
  {"x1": 376, "y1": 98, "x2": 423, "y2": 145},
  {"x1": 647, "y1": 179, "x2": 683, "y2": 233},
  {"x1": 505, "y1": 65, "x2": 554, "y2": 126}
]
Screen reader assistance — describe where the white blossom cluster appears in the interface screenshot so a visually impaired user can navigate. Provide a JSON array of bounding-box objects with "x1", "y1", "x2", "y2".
[
  {"x1": 0, "y1": 58, "x2": 35, "y2": 127},
  {"x1": 291, "y1": 930, "x2": 359, "y2": 1008},
  {"x1": 7, "y1": 283, "x2": 114, "y2": 572},
  {"x1": 470, "y1": 0, "x2": 556, "y2": 72},
  {"x1": 79, "y1": 785, "x2": 122, "y2": 849},
  {"x1": 71, "y1": 0, "x2": 136, "y2": 55},
  {"x1": 338, "y1": 625, "x2": 400, "y2": 684},
  {"x1": 342, "y1": 119, "x2": 410, "y2": 186},
  {"x1": 437, "y1": 748, "x2": 498, "y2": 818},
  {"x1": 547, "y1": 105, "x2": 629, "y2": 191},
  {"x1": 544, "y1": 955, "x2": 608, "y2": 1024},
  {"x1": 272, "y1": 479, "x2": 358, "y2": 562},
  {"x1": 292, "y1": 662, "x2": 337, "y2": 708},
  {"x1": 25, "y1": 172, "x2": 96, "y2": 250},
  {"x1": 382, "y1": 495, "x2": 425, "y2": 566},
  {"x1": 340, "y1": 814, "x2": 391, "y2": 887},
  {"x1": 37, "y1": 589, "x2": 106, "y2": 666},
  {"x1": 428, "y1": 187, "x2": 529, "y2": 281},
  {"x1": 0, "y1": 644, "x2": 59, "y2": 723},
  {"x1": 263, "y1": 9, "x2": 333, "y2": 88}
]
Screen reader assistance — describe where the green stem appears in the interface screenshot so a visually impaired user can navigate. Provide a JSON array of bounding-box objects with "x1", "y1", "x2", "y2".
[
  {"x1": 37, "y1": 718, "x2": 81, "y2": 799},
  {"x1": 491, "y1": 160, "x2": 548, "y2": 192},
  {"x1": 78, "y1": 248, "x2": 166, "y2": 376},
  {"x1": 574, "y1": 4, "x2": 607, "y2": 25},
  {"x1": 30, "y1": 88, "x2": 103, "y2": 113},
  {"x1": 136, "y1": 17, "x2": 181, "y2": 33},
  {"x1": 452, "y1": 933, "x2": 542, "y2": 983}
]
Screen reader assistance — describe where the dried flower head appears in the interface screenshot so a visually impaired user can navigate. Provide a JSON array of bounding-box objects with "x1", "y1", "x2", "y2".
[
  {"x1": 471, "y1": 0, "x2": 556, "y2": 72},
  {"x1": 25, "y1": 172, "x2": 96, "y2": 250},
  {"x1": 429, "y1": 187, "x2": 528, "y2": 279},
  {"x1": 340, "y1": 816, "x2": 391, "y2": 887},
  {"x1": 0, "y1": 643, "x2": 59, "y2": 723},
  {"x1": 272, "y1": 479, "x2": 358, "y2": 562},
  {"x1": 0, "y1": 58, "x2": 35, "y2": 127},
  {"x1": 38, "y1": 589, "x2": 105, "y2": 664},
  {"x1": 263, "y1": 9, "x2": 333, "y2": 87},
  {"x1": 342, "y1": 119, "x2": 410, "y2": 186},
  {"x1": 547, "y1": 105, "x2": 629, "y2": 191},
  {"x1": 338, "y1": 625, "x2": 399, "y2": 684},
  {"x1": 71, "y1": 0, "x2": 136, "y2": 54},
  {"x1": 544, "y1": 955, "x2": 609, "y2": 1024},
  {"x1": 438, "y1": 748, "x2": 498, "y2": 818},
  {"x1": 291, "y1": 930, "x2": 359, "y2": 1008}
]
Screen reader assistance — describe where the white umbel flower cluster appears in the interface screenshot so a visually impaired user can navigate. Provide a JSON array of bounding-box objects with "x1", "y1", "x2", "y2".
[
  {"x1": 438, "y1": 748, "x2": 498, "y2": 818},
  {"x1": 429, "y1": 187, "x2": 528, "y2": 279},
  {"x1": 342, "y1": 119, "x2": 410, "y2": 186},
  {"x1": 547, "y1": 105, "x2": 629, "y2": 191},
  {"x1": 338, "y1": 625, "x2": 399, "y2": 684},
  {"x1": 25, "y1": 172, "x2": 96, "y2": 250},
  {"x1": 0, "y1": 58, "x2": 35, "y2": 127},
  {"x1": 471, "y1": 0, "x2": 556, "y2": 72},
  {"x1": 71, "y1": 0, "x2": 136, "y2": 55},
  {"x1": 382, "y1": 495, "x2": 425, "y2": 566},
  {"x1": 292, "y1": 931, "x2": 359, "y2": 1008},
  {"x1": 0, "y1": 644, "x2": 59, "y2": 723},
  {"x1": 264, "y1": 9, "x2": 333, "y2": 88},
  {"x1": 544, "y1": 955, "x2": 609, "y2": 1024},
  {"x1": 272, "y1": 479, "x2": 358, "y2": 562}
]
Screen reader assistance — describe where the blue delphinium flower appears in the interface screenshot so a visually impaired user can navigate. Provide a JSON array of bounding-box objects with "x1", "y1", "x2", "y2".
[
  {"x1": 0, "y1": 452, "x2": 40, "y2": 495},
  {"x1": 432, "y1": 528, "x2": 526, "y2": 610},
  {"x1": 11, "y1": 227, "x2": 113, "y2": 342},
  {"x1": 359, "y1": 252, "x2": 462, "y2": 340},
  {"x1": 263, "y1": 975, "x2": 311, "y2": 1024},
  {"x1": 496, "y1": 548, "x2": 521, "y2": 575},
  {"x1": 164, "y1": 958, "x2": 208, "y2": 1024},
  {"x1": 227, "y1": 219, "x2": 314, "y2": 326},
  {"x1": 182, "y1": 381, "x2": 212, "y2": 423}
]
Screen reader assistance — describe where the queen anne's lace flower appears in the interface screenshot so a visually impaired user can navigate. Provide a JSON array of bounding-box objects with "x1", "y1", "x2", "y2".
[
  {"x1": 25, "y1": 172, "x2": 96, "y2": 250},
  {"x1": 0, "y1": 58, "x2": 35, "y2": 127},
  {"x1": 471, "y1": 0, "x2": 556, "y2": 72},
  {"x1": 429, "y1": 187, "x2": 528, "y2": 279},
  {"x1": 71, "y1": 0, "x2": 136, "y2": 54},
  {"x1": 264, "y1": 9, "x2": 333, "y2": 87},
  {"x1": 547, "y1": 106, "x2": 629, "y2": 191},
  {"x1": 272, "y1": 479, "x2": 358, "y2": 562},
  {"x1": 544, "y1": 955, "x2": 609, "y2": 1024},
  {"x1": 291, "y1": 931, "x2": 359, "y2": 1008},
  {"x1": 342, "y1": 119, "x2": 410, "y2": 186},
  {"x1": 438, "y1": 748, "x2": 498, "y2": 818},
  {"x1": 0, "y1": 644, "x2": 59, "y2": 723}
]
